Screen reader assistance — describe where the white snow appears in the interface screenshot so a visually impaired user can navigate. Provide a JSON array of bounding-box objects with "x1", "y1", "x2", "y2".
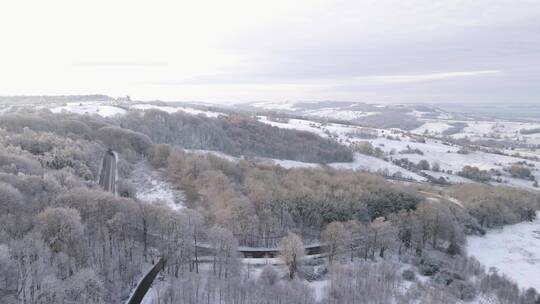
[
  {"x1": 51, "y1": 102, "x2": 126, "y2": 117},
  {"x1": 131, "y1": 103, "x2": 224, "y2": 118},
  {"x1": 329, "y1": 153, "x2": 426, "y2": 181},
  {"x1": 258, "y1": 112, "x2": 540, "y2": 190},
  {"x1": 308, "y1": 280, "x2": 328, "y2": 302},
  {"x1": 258, "y1": 116, "x2": 329, "y2": 137},
  {"x1": 411, "y1": 121, "x2": 452, "y2": 135},
  {"x1": 271, "y1": 159, "x2": 320, "y2": 169},
  {"x1": 467, "y1": 213, "x2": 540, "y2": 291},
  {"x1": 141, "y1": 287, "x2": 157, "y2": 304},
  {"x1": 130, "y1": 161, "x2": 184, "y2": 210},
  {"x1": 304, "y1": 108, "x2": 378, "y2": 121},
  {"x1": 250, "y1": 101, "x2": 298, "y2": 111}
]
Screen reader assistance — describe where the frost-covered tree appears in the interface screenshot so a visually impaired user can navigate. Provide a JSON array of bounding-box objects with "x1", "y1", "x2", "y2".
[
  {"x1": 279, "y1": 232, "x2": 305, "y2": 279},
  {"x1": 321, "y1": 221, "x2": 350, "y2": 263}
]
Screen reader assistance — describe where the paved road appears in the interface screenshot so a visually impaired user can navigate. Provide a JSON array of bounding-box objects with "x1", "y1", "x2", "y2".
[
  {"x1": 99, "y1": 150, "x2": 117, "y2": 194},
  {"x1": 127, "y1": 258, "x2": 165, "y2": 304}
]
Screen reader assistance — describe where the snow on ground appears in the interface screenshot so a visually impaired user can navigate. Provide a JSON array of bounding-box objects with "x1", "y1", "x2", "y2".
[
  {"x1": 258, "y1": 116, "x2": 329, "y2": 137},
  {"x1": 130, "y1": 161, "x2": 184, "y2": 210},
  {"x1": 250, "y1": 101, "x2": 298, "y2": 111},
  {"x1": 422, "y1": 171, "x2": 473, "y2": 184},
  {"x1": 447, "y1": 120, "x2": 540, "y2": 142},
  {"x1": 189, "y1": 148, "x2": 424, "y2": 181},
  {"x1": 467, "y1": 213, "x2": 540, "y2": 291},
  {"x1": 271, "y1": 159, "x2": 320, "y2": 169},
  {"x1": 303, "y1": 108, "x2": 378, "y2": 121},
  {"x1": 131, "y1": 103, "x2": 224, "y2": 118},
  {"x1": 366, "y1": 137, "x2": 540, "y2": 189},
  {"x1": 258, "y1": 113, "x2": 540, "y2": 190},
  {"x1": 308, "y1": 280, "x2": 328, "y2": 302},
  {"x1": 51, "y1": 101, "x2": 126, "y2": 117},
  {"x1": 411, "y1": 121, "x2": 452, "y2": 135},
  {"x1": 184, "y1": 149, "x2": 240, "y2": 162},
  {"x1": 329, "y1": 153, "x2": 426, "y2": 181},
  {"x1": 0, "y1": 105, "x2": 13, "y2": 114},
  {"x1": 141, "y1": 287, "x2": 157, "y2": 304}
]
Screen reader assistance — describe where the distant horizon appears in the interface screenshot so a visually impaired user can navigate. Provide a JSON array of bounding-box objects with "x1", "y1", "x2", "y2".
[{"x1": 1, "y1": 93, "x2": 537, "y2": 106}]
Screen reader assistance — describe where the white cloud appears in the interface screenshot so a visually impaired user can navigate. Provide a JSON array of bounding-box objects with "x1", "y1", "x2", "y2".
[
  {"x1": 351, "y1": 70, "x2": 502, "y2": 84},
  {"x1": 0, "y1": 0, "x2": 537, "y2": 103}
]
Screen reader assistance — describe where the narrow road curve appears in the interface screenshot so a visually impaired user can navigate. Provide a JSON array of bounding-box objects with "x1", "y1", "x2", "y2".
[
  {"x1": 127, "y1": 258, "x2": 165, "y2": 304},
  {"x1": 98, "y1": 149, "x2": 117, "y2": 194}
]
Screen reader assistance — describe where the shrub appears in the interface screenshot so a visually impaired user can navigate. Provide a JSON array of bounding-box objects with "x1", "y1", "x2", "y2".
[{"x1": 402, "y1": 269, "x2": 416, "y2": 281}]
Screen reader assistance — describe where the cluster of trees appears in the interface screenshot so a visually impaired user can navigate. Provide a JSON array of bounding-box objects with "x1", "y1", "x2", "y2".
[
  {"x1": 120, "y1": 109, "x2": 352, "y2": 163},
  {"x1": 449, "y1": 184, "x2": 538, "y2": 228},
  {"x1": 505, "y1": 163, "x2": 534, "y2": 180},
  {"x1": 0, "y1": 109, "x2": 352, "y2": 165},
  {"x1": 520, "y1": 127, "x2": 540, "y2": 135},
  {"x1": 149, "y1": 266, "x2": 316, "y2": 304},
  {"x1": 391, "y1": 158, "x2": 435, "y2": 174},
  {"x1": 350, "y1": 141, "x2": 384, "y2": 158},
  {"x1": 148, "y1": 144, "x2": 422, "y2": 246},
  {"x1": 458, "y1": 165, "x2": 492, "y2": 182},
  {"x1": 325, "y1": 254, "x2": 540, "y2": 304}
]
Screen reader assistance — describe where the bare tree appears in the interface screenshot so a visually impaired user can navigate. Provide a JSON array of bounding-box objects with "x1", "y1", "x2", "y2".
[
  {"x1": 321, "y1": 221, "x2": 350, "y2": 264},
  {"x1": 279, "y1": 232, "x2": 305, "y2": 279}
]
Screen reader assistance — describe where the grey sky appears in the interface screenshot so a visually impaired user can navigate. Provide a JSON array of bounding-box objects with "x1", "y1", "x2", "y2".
[{"x1": 0, "y1": 0, "x2": 539, "y2": 103}]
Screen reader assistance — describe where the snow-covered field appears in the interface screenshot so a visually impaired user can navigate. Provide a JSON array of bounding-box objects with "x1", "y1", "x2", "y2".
[
  {"x1": 411, "y1": 121, "x2": 453, "y2": 135},
  {"x1": 129, "y1": 161, "x2": 184, "y2": 210},
  {"x1": 51, "y1": 101, "x2": 126, "y2": 117},
  {"x1": 303, "y1": 108, "x2": 378, "y2": 120},
  {"x1": 467, "y1": 213, "x2": 540, "y2": 291},
  {"x1": 250, "y1": 101, "x2": 298, "y2": 111},
  {"x1": 329, "y1": 153, "x2": 426, "y2": 180},
  {"x1": 257, "y1": 114, "x2": 540, "y2": 191},
  {"x1": 131, "y1": 103, "x2": 224, "y2": 118},
  {"x1": 50, "y1": 100, "x2": 224, "y2": 119}
]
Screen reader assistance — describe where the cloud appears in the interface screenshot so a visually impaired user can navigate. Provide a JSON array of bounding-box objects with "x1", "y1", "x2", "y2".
[
  {"x1": 0, "y1": 0, "x2": 538, "y2": 103},
  {"x1": 351, "y1": 70, "x2": 501, "y2": 84}
]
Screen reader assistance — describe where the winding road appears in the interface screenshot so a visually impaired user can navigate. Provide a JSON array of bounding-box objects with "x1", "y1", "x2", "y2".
[{"x1": 98, "y1": 149, "x2": 117, "y2": 194}]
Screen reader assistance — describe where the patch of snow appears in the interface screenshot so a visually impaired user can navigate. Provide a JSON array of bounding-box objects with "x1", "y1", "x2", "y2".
[
  {"x1": 131, "y1": 103, "x2": 224, "y2": 118},
  {"x1": 258, "y1": 112, "x2": 540, "y2": 191},
  {"x1": 412, "y1": 121, "x2": 452, "y2": 135},
  {"x1": 258, "y1": 116, "x2": 329, "y2": 137},
  {"x1": 141, "y1": 287, "x2": 157, "y2": 304},
  {"x1": 304, "y1": 108, "x2": 378, "y2": 121},
  {"x1": 329, "y1": 153, "x2": 426, "y2": 181},
  {"x1": 251, "y1": 101, "x2": 298, "y2": 111},
  {"x1": 467, "y1": 213, "x2": 540, "y2": 291},
  {"x1": 184, "y1": 149, "x2": 240, "y2": 162},
  {"x1": 130, "y1": 161, "x2": 184, "y2": 210},
  {"x1": 307, "y1": 280, "x2": 328, "y2": 302},
  {"x1": 51, "y1": 102, "x2": 126, "y2": 117},
  {"x1": 271, "y1": 159, "x2": 320, "y2": 169}
]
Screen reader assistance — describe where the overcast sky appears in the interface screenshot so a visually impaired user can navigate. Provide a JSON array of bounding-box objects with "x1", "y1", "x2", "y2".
[{"x1": 0, "y1": 0, "x2": 539, "y2": 104}]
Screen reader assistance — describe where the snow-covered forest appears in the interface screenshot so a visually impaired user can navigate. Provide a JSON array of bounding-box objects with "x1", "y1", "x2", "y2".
[{"x1": 0, "y1": 101, "x2": 538, "y2": 304}]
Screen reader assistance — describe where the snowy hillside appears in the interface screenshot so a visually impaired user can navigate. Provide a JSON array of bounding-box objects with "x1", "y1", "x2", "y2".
[{"x1": 467, "y1": 213, "x2": 540, "y2": 291}]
